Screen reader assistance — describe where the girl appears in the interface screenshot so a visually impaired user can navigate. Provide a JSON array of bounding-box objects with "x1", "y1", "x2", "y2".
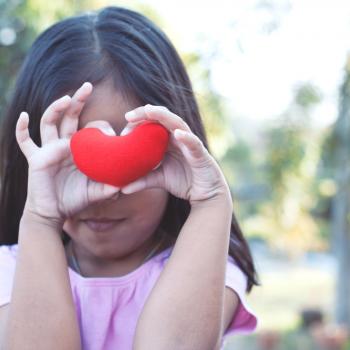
[{"x1": 0, "y1": 6, "x2": 258, "y2": 350}]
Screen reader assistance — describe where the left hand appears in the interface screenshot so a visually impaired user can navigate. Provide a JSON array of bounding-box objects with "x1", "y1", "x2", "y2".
[{"x1": 119, "y1": 104, "x2": 231, "y2": 205}]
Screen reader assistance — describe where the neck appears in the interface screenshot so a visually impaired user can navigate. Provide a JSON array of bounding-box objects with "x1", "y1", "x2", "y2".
[{"x1": 65, "y1": 233, "x2": 171, "y2": 278}]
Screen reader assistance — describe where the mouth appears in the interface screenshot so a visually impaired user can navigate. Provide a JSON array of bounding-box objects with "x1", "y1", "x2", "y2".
[{"x1": 81, "y1": 218, "x2": 126, "y2": 232}]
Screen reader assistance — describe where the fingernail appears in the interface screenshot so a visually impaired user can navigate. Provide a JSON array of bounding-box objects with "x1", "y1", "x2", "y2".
[
  {"x1": 121, "y1": 186, "x2": 133, "y2": 194},
  {"x1": 120, "y1": 127, "x2": 129, "y2": 136},
  {"x1": 102, "y1": 127, "x2": 115, "y2": 136},
  {"x1": 104, "y1": 184, "x2": 120, "y2": 196},
  {"x1": 82, "y1": 82, "x2": 92, "y2": 89},
  {"x1": 62, "y1": 95, "x2": 71, "y2": 101},
  {"x1": 125, "y1": 111, "x2": 136, "y2": 120},
  {"x1": 152, "y1": 161, "x2": 162, "y2": 170}
]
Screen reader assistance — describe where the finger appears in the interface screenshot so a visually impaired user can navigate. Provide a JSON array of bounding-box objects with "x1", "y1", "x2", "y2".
[
  {"x1": 120, "y1": 120, "x2": 145, "y2": 136},
  {"x1": 84, "y1": 120, "x2": 116, "y2": 136},
  {"x1": 29, "y1": 138, "x2": 71, "y2": 169},
  {"x1": 59, "y1": 82, "x2": 93, "y2": 138},
  {"x1": 121, "y1": 167, "x2": 164, "y2": 194},
  {"x1": 125, "y1": 104, "x2": 191, "y2": 133},
  {"x1": 15, "y1": 112, "x2": 39, "y2": 158},
  {"x1": 40, "y1": 95, "x2": 71, "y2": 145},
  {"x1": 87, "y1": 181, "x2": 120, "y2": 204},
  {"x1": 174, "y1": 129, "x2": 209, "y2": 161}
]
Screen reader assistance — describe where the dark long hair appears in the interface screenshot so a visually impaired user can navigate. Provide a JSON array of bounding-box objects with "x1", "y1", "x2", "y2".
[{"x1": 0, "y1": 6, "x2": 258, "y2": 291}]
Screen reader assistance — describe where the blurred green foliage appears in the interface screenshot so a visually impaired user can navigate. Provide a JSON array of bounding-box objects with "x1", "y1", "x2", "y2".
[
  {"x1": 0, "y1": 0, "x2": 337, "y2": 255},
  {"x1": 0, "y1": 0, "x2": 82, "y2": 108},
  {"x1": 1, "y1": 0, "x2": 350, "y2": 340}
]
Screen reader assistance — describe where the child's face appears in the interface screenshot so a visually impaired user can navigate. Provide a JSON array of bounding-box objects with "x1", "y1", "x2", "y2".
[{"x1": 63, "y1": 80, "x2": 169, "y2": 263}]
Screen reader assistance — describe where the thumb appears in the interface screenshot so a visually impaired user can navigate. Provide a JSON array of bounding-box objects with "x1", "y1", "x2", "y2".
[
  {"x1": 87, "y1": 182, "x2": 120, "y2": 204},
  {"x1": 121, "y1": 168, "x2": 164, "y2": 194},
  {"x1": 84, "y1": 120, "x2": 116, "y2": 136},
  {"x1": 120, "y1": 121, "x2": 144, "y2": 136}
]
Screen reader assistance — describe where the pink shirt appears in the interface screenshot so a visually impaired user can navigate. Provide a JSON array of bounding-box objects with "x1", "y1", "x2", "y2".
[{"x1": 0, "y1": 244, "x2": 257, "y2": 349}]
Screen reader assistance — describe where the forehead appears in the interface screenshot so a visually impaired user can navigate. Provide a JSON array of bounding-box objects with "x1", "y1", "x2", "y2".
[{"x1": 78, "y1": 80, "x2": 140, "y2": 134}]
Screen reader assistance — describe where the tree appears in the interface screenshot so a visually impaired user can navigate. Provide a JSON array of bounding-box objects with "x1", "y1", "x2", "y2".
[
  {"x1": 0, "y1": 0, "x2": 82, "y2": 115},
  {"x1": 333, "y1": 56, "x2": 350, "y2": 327}
]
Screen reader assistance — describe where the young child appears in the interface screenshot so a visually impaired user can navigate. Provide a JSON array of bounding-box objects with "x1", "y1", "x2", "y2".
[{"x1": 0, "y1": 6, "x2": 258, "y2": 350}]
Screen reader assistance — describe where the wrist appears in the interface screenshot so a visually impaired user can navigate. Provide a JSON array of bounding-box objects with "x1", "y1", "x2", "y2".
[
  {"x1": 21, "y1": 206, "x2": 65, "y2": 231},
  {"x1": 190, "y1": 187, "x2": 233, "y2": 212}
]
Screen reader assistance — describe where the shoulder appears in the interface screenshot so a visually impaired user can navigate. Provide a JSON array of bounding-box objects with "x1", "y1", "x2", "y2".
[
  {"x1": 0, "y1": 244, "x2": 18, "y2": 257},
  {"x1": 0, "y1": 244, "x2": 18, "y2": 307},
  {"x1": 0, "y1": 244, "x2": 18, "y2": 269},
  {"x1": 222, "y1": 255, "x2": 258, "y2": 340}
]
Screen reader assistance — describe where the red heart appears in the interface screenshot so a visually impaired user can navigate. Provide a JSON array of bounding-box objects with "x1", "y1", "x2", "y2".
[{"x1": 70, "y1": 122, "x2": 169, "y2": 187}]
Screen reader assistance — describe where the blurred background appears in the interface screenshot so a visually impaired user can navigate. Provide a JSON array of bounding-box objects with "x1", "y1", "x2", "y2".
[{"x1": 1, "y1": 0, "x2": 349, "y2": 349}]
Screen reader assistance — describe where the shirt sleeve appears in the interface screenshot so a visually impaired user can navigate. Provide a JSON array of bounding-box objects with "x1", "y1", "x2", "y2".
[
  {"x1": 0, "y1": 244, "x2": 17, "y2": 307},
  {"x1": 223, "y1": 255, "x2": 258, "y2": 337}
]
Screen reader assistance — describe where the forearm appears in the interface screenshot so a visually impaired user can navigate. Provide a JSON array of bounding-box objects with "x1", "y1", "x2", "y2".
[
  {"x1": 133, "y1": 193, "x2": 233, "y2": 350},
  {"x1": 3, "y1": 210, "x2": 81, "y2": 350}
]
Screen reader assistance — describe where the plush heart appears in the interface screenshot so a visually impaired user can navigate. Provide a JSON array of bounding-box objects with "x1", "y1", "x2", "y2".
[{"x1": 70, "y1": 121, "x2": 170, "y2": 187}]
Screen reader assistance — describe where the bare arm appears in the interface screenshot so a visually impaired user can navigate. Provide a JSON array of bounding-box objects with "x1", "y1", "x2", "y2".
[
  {"x1": 118, "y1": 104, "x2": 241, "y2": 349},
  {"x1": 133, "y1": 193, "x2": 233, "y2": 350},
  {"x1": 213, "y1": 288, "x2": 239, "y2": 350},
  {"x1": 7, "y1": 82, "x2": 115, "y2": 350},
  {"x1": 3, "y1": 210, "x2": 81, "y2": 350}
]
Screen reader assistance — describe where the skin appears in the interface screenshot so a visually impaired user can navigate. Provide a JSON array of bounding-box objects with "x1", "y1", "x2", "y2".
[
  {"x1": 62, "y1": 80, "x2": 171, "y2": 278},
  {"x1": 7, "y1": 80, "x2": 240, "y2": 349}
]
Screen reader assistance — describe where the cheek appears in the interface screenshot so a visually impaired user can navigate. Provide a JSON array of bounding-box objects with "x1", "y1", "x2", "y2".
[
  {"x1": 139, "y1": 189, "x2": 169, "y2": 217},
  {"x1": 126, "y1": 189, "x2": 168, "y2": 235}
]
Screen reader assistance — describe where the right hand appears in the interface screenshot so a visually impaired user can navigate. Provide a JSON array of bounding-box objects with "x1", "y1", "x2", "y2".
[{"x1": 16, "y1": 82, "x2": 120, "y2": 225}]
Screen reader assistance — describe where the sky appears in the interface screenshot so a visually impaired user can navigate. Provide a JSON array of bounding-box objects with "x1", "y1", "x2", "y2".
[{"x1": 137, "y1": 0, "x2": 350, "y2": 128}]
